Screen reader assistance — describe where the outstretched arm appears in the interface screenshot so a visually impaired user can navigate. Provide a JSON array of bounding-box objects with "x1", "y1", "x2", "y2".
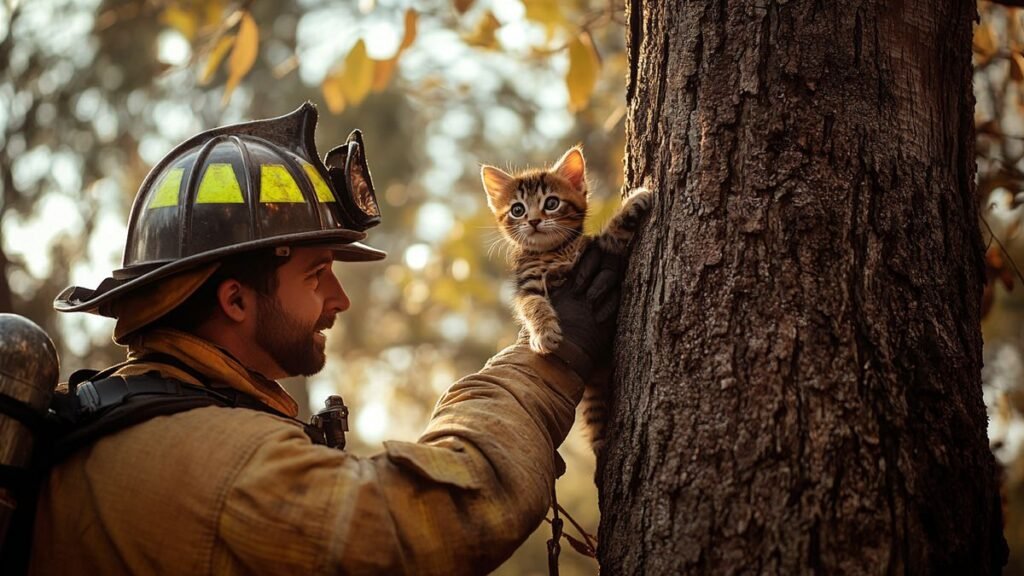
[{"x1": 216, "y1": 246, "x2": 629, "y2": 575}]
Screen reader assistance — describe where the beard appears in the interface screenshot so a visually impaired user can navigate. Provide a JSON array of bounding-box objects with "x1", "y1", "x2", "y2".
[{"x1": 255, "y1": 294, "x2": 333, "y2": 377}]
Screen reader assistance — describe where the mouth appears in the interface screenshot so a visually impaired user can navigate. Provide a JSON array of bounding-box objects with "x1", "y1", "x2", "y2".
[
  {"x1": 311, "y1": 313, "x2": 336, "y2": 347},
  {"x1": 526, "y1": 230, "x2": 555, "y2": 246}
]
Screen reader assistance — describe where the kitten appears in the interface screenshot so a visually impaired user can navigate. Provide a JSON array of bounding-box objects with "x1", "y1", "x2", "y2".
[{"x1": 481, "y1": 146, "x2": 651, "y2": 456}]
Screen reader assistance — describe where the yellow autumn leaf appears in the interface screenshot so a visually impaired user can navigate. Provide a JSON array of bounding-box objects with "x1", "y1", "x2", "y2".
[
  {"x1": 1013, "y1": 52, "x2": 1024, "y2": 82},
  {"x1": 974, "y1": 22, "x2": 997, "y2": 60},
  {"x1": 222, "y1": 11, "x2": 259, "y2": 105},
  {"x1": 372, "y1": 57, "x2": 399, "y2": 92},
  {"x1": 464, "y1": 10, "x2": 501, "y2": 50},
  {"x1": 322, "y1": 74, "x2": 347, "y2": 114},
  {"x1": 201, "y1": 0, "x2": 226, "y2": 31},
  {"x1": 200, "y1": 34, "x2": 235, "y2": 85},
  {"x1": 523, "y1": 0, "x2": 562, "y2": 40},
  {"x1": 161, "y1": 5, "x2": 197, "y2": 39},
  {"x1": 400, "y1": 8, "x2": 418, "y2": 51},
  {"x1": 453, "y1": 0, "x2": 474, "y2": 14},
  {"x1": 341, "y1": 39, "x2": 374, "y2": 107},
  {"x1": 566, "y1": 34, "x2": 599, "y2": 112}
]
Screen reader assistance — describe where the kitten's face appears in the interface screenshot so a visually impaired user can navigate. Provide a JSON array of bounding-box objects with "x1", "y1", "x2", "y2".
[{"x1": 481, "y1": 147, "x2": 589, "y2": 252}]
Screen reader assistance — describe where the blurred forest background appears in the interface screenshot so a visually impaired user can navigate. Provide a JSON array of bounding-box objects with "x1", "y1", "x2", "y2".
[
  {"x1": 5, "y1": 0, "x2": 1024, "y2": 573},
  {"x1": 976, "y1": 3, "x2": 1024, "y2": 574}
]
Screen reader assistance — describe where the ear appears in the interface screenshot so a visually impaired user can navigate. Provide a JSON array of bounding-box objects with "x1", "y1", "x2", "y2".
[
  {"x1": 217, "y1": 279, "x2": 250, "y2": 323},
  {"x1": 481, "y1": 165, "x2": 514, "y2": 213},
  {"x1": 552, "y1": 146, "x2": 586, "y2": 192}
]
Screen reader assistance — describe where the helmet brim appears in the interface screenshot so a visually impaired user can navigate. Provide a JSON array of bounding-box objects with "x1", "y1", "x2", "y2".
[{"x1": 54, "y1": 229, "x2": 386, "y2": 316}]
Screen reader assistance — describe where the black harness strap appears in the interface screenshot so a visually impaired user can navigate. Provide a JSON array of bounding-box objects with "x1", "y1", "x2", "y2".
[
  {"x1": 51, "y1": 372, "x2": 328, "y2": 463},
  {"x1": 53, "y1": 381, "x2": 237, "y2": 464},
  {"x1": 1, "y1": 359, "x2": 330, "y2": 576}
]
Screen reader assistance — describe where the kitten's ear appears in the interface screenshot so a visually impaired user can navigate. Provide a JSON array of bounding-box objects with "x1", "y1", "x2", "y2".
[
  {"x1": 552, "y1": 146, "x2": 586, "y2": 192},
  {"x1": 481, "y1": 165, "x2": 514, "y2": 212}
]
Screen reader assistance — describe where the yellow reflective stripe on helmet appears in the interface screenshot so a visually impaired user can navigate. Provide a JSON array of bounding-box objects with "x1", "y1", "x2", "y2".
[
  {"x1": 196, "y1": 163, "x2": 244, "y2": 204},
  {"x1": 303, "y1": 162, "x2": 335, "y2": 202},
  {"x1": 148, "y1": 168, "x2": 184, "y2": 209},
  {"x1": 260, "y1": 165, "x2": 305, "y2": 203}
]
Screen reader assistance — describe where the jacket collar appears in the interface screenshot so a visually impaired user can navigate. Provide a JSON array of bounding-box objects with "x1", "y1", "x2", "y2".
[{"x1": 125, "y1": 328, "x2": 299, "y2": 417}]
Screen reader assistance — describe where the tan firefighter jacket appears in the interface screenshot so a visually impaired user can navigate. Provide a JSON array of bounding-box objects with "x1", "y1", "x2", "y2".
[{"x1": 29, "y1": 328, "x2": 583, "y2": 575}]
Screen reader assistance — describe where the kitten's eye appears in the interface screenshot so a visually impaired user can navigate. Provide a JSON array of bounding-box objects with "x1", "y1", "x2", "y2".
[
  {"x1": 510, "y1": 203, "x2": 526, "y2": 218},
  {"x1": 543, "y1": 197, "x2": 560, "y2": 211}
]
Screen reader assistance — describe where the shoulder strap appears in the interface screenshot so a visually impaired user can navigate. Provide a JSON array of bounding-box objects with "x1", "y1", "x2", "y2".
[
  {"x1": 51, "y1": 371, "x2": 327, "y2": 464},
  {"x1": 3, "y1": 364, "x2": 328, "y2": 576},
  {"x1": 52, "y1": 373, "x2": 233, "y2": 462}
]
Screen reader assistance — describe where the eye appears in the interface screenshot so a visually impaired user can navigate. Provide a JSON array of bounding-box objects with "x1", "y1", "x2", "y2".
[
  {"x1": 510, "y1": 203, "x2": 526, "y2": 218},
  {"x1": 309, "y1": 265, "x2": 328, "y2": 285},
  {"x1": 543, "y1": 197, "x2": 560, "y2": 211}
]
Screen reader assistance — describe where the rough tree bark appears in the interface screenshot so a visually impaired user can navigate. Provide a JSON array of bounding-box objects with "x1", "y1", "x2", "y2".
[{"x1": 600, "y1": 1, "x2": 1008, "y2": 573}]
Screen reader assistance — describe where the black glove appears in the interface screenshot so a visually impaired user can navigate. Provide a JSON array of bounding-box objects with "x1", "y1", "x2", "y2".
[{"x1": 549, "y1": 243, "x2": 628, "y2": 378}]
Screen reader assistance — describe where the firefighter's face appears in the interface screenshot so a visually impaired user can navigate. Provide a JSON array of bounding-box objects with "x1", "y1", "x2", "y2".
[{"x1": 255, "y1": 247, "x2": 350, "y2": 377}]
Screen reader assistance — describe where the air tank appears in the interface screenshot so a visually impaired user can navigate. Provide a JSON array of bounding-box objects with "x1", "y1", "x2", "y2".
[{"x1": 0, "y1": 314, "x2": 59, "y2": 545}]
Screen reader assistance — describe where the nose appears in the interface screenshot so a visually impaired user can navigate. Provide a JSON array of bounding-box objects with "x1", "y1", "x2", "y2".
[
  {"x1": 323, "y1": 269, "x2": 351, "y2": 313},
  {"x1": 529, "y1": 219, "x2": 541, "y2": 229}
]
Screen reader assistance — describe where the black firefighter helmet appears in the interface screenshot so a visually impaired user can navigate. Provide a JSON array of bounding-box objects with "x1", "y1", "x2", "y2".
[{"x1": 54, "y1": 102, "x2": 386, "y2": 317}]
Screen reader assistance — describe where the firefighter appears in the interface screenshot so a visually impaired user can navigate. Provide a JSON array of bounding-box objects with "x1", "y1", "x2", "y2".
[{"x1": 31, "y1": 103, "x2": 629, "y2": 575}]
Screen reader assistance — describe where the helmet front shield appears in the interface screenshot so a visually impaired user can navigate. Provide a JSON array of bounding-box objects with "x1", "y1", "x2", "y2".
[{"x1": 325, "y1": 129, "x2": 381, "y2": 232}]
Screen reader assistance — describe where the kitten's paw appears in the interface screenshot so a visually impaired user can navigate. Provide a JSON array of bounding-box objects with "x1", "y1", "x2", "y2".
[
  {"x1": 627, "y1": 185, "x2": 651, "y2": 198},
  {"x1": 624, "y1": 187, "x2": 653, "y2": 215},
  {"x1": 529, "y1": 322, "x2": 563, "y2": 355}
]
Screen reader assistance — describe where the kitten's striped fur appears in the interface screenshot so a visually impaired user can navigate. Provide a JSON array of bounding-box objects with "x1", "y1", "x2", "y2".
[{"x1": 481, "y1": 146, "x2": 651, "y2": 456}]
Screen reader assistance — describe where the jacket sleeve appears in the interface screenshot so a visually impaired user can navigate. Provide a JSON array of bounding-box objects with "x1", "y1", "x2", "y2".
[{"x1": 215, "y1": 344, "x2": 584, "y2": 575}]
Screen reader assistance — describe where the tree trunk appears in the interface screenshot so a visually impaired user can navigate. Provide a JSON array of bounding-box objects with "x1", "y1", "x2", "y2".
[{"x1": 600, "y1": 1, "x2": 1007, "y2": 573}]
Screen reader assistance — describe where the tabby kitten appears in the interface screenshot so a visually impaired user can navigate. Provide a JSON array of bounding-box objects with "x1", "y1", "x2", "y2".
[{"x1": 481, "y1": 146, "x2": 651, "y2": 455}]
